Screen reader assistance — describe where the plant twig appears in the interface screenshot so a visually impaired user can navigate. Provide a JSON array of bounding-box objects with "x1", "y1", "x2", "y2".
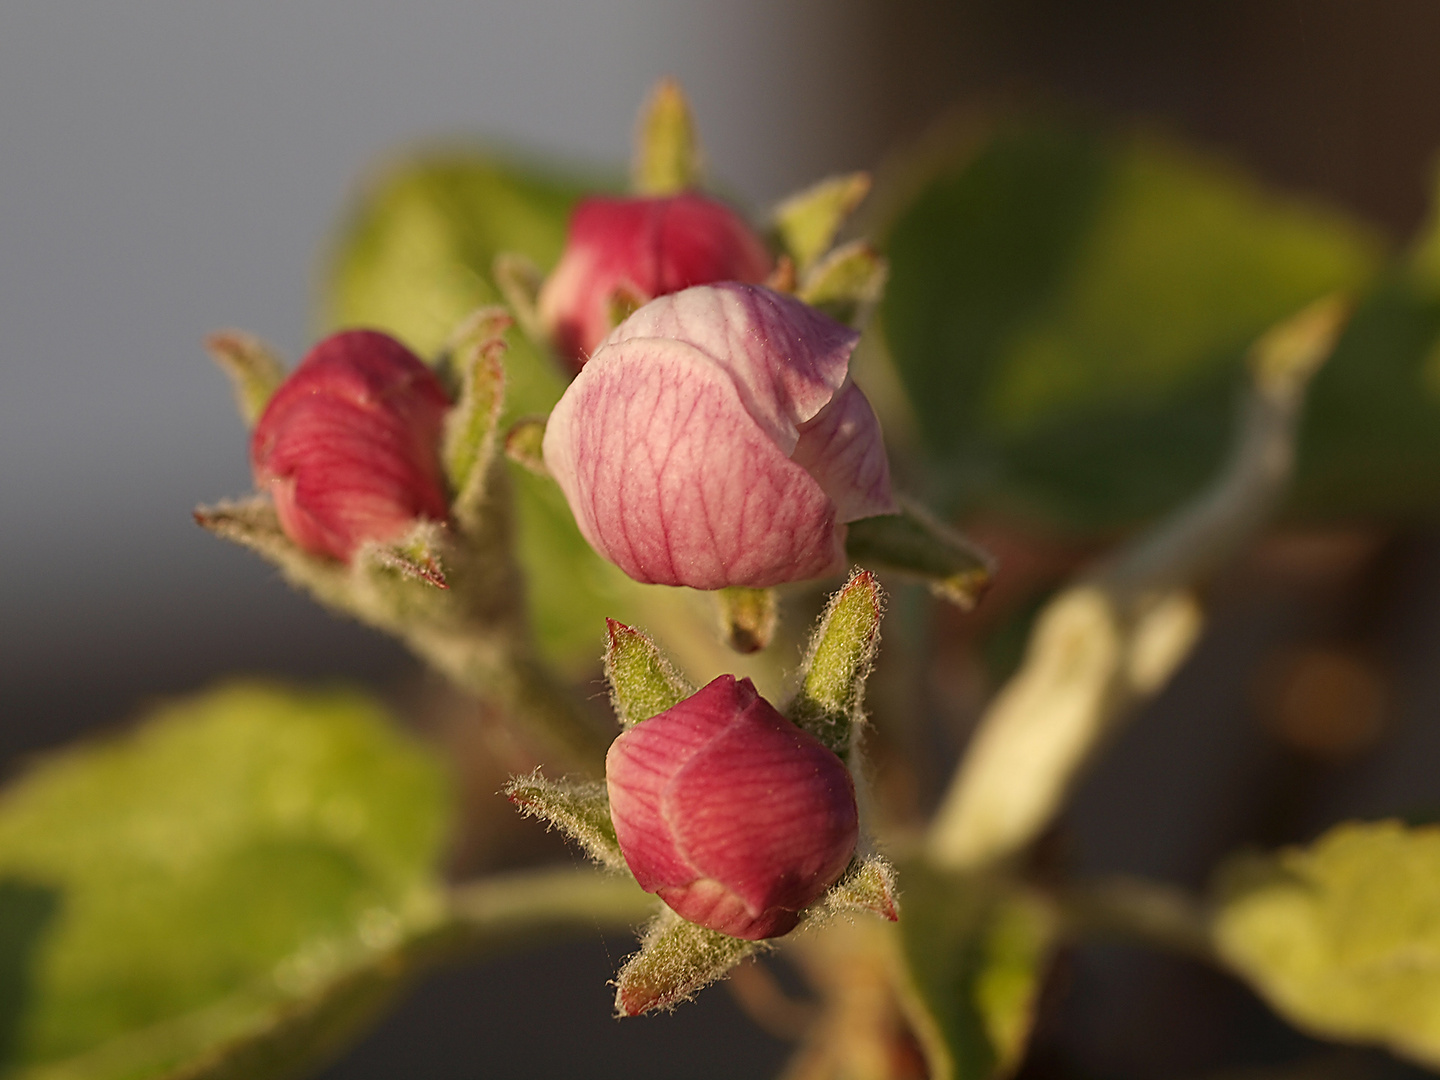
[{"x1": 925, "y1": 296, "x2": 1351, "y2": 871}]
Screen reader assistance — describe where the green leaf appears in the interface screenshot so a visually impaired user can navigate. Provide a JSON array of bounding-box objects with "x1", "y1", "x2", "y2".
[
  {"x1": 787, "y1": 570, "x2": 883, "y2": 755},
  {"x1": 603, "y1": 620, "x2": 694, "y2": 728},
  {"x1": 613, "y1": 909, "x2": 762, "y2": 1017},
  {"x1": 1290, "y1": 272, "x2": 1440, "y2": 521},
  {"x1": 897, "y1": 865, "x2": 1057, "y2": 1080},
  {"x1": 0, "y1": 681, "x2": 451, "y2": 1080},
  {"x1": 1213, "y1": 820, "x2": 1440, "y2": 1067},
  {"x1": 631, "y1": 78, "x2": 702, "y2": 196},
  {"x1": 504, "y1": 773, "x2": 624, "y2": 870},
  {"x1": 506, "y1": 466, "x2": 649, "y2": 675},
  {"x1": 774, "y1": 172, "x2": 871, "y2": 273},
  {"x1": 880, "y1": 120, "x2": 1384, "y2": 532}
]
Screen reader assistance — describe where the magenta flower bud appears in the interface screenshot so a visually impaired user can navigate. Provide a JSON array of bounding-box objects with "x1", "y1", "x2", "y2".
[
  {"x1": 606, "y1": 674, "x2": 859, "y2": 940},
  {"x1": 537, "y1": 192, "x2": 772, "y2": 366},
  {"x1": 542, "y1": 283, "x2": 896, "y2": 589},
  {"x1": 251, "y1": 329, "x2": 452, "y2": 562}
]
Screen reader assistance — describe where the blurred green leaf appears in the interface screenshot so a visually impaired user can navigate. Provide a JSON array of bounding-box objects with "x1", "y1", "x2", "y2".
[
  {"x1": 897, "y1": 864, "x2": 1056, "y2": 1080},
  {"x1": 0, "y1": 682, "x2": 451, "y2": 1080},
  {"x1": 880, "y1": 120, "x2": 1384, "y2": 532},
  {"x1": 1213, "y1": 820, "x2": 1440, "y2": 1068},
  {"x1": 1289, "y1": 275, "x2": 1440, "y2": 521}
]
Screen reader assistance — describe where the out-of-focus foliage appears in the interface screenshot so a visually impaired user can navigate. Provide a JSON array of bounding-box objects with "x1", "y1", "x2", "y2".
[
  {"x1": 1289, "y1": 181, "x2": 1440, "y2": 519},
  {"x1": 879, "y1": 120, "x2": 1390, "y2": 532},
  {"x1": 0, "y1": 682, "x2": 451, "y2": 1080},
  {"x1": 1213, "y1": 821, "x2": 1440, "y2": 1068},
  {"x1": 897, "y1": 864, "x2": 1056, "y2": 1080}
]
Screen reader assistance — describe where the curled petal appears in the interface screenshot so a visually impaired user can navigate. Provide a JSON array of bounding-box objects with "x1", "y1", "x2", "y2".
[
  {"x1": 604, "y1": 283, "x2": 860, "y2": 453},
  {"x1": 792, "y1": 380, "x2": 898, "y2": 523}
]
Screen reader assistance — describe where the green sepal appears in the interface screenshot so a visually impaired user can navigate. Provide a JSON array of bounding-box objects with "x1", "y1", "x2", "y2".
[
  {"x1": 206, "y1": 330, "x2": 286, "y2": 427},
  {"x1": 442, "y1": 308, "x2": 510, "y2": 525},
  {"x1": 773, "y1": 171, "x2": 871, "y2": 273},
  {"x1": 614, "y1": 907, "x2": 765, "y2": 1016},
  {"x1": 797, "y1": 240, "x2": 888, "y2": 326},
  {"x1": 194, "y1": 497, "x2": 342, "y2": 589},
  {"x1": 503, "y1": 416, "x2": 549, "y2": 476},
  {"x1": 604, "y1": 619, "x2": 695, "y2": 728},
  {"x1": 504, "y1": 772, "x2": 625, "y2": 870},
  {"x1": 845, "y1": 498, "x2": 994, "y2": 610},
  {"x1": 355, "y1": 520, "x2": 449, "y2": 590},
  {"x1": 715, "y1": 586, "x2": 778, "y2": 654},
  {"x1": 814, "y1": 854, "x2": 900, "y2": 923},
  {"x1": 491, "y1": 252, "x2": 544, "y2": 342},
  {"x1": 632, "y1": 78, "x2": 702, "y2": 196},
  {"x1": 787, "y1": 569, "x2": 884, "y2": 755}
]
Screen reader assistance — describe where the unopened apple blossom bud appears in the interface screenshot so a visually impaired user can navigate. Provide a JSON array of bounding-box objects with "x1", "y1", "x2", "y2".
[
  {"x1": 606, "y1": 674, "x2": 859, "y2": 940},
  {"x1": 251, "y1": 329, "x2": 451, "y2": 561},
  {"x1": 537, "y1": 193, "x2": 772, "y2": 367},
  {"x1": 543, "y1": 283, "x2": 896, "y2": 589}
]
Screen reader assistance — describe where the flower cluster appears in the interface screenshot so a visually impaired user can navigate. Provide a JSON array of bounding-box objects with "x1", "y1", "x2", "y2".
[{"x1": 212, "y1": 87, "x2": 899, "y2": 980}]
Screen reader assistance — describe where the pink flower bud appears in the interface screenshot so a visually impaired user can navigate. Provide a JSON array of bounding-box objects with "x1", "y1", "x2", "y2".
[
  {"x1": 537, "y1": 193, "x2": 772, "y2": 366},
  {"x1": 542, "y1": 283, "x2": 897, "y2": 589},
  {"x1": 606, "y1": 674, "x2": 859, "y2": 940},
  {"x1": 251, "y1": 330, "x2": 452, "y2": 561}
]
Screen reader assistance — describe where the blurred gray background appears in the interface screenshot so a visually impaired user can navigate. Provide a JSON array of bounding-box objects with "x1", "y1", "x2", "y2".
[{"x1": 5, "y1": 2, "x2": 1440, "y2": 1077}]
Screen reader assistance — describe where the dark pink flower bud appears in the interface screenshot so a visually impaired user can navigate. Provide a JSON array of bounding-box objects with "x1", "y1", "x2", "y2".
[
  {"x1": 606, "y1": 674, "x2": 859, "y2": 940},
  {"x1": 542, "y1": 283, "x2": 896, "y2": 589},
  {"x1": 251, "y1": 330, "x2": 452, "y2": 561},
  {"x1": 537, "y1": 192, "x2": 772, "y2": 366}
]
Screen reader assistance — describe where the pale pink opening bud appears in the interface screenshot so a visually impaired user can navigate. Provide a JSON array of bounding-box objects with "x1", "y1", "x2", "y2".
[
  {"x1": 537, "y1": 192, "x2": 772, "y2": 367},
  {"x1": 606, "y1": 675, "x2": 859, "y2": 940},
  {"x1": 251, "y1": 329, "x2": 451, "y2": 561},
  {"x1": 542, "y1": 283, "x2": 897, "y2": 589}
]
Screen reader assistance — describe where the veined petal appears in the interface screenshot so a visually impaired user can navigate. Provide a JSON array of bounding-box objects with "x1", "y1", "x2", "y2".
[
  {"x1": 544, "y1": 337, "x2": 844, "y2": 589},
  {"x1": 792, "y1": 380, "x2": 898, "y2": 523}
]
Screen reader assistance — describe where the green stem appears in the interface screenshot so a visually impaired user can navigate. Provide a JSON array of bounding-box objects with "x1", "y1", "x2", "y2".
[
  {"x1": 431, "y1": 868, "x2": 655, "y2": 958},
  {"x1": 1056, "y1": 876, "x2": 1215, "y2": 964}
]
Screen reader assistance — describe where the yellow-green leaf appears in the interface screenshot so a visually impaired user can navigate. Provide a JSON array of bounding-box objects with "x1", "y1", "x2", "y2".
[
  {"x1": 0, "y1": 682, "x2": 451, "y2": 1080},
  {"x1": 1213, "y1": 820, "x2": 1440, "y2": 1068}
]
